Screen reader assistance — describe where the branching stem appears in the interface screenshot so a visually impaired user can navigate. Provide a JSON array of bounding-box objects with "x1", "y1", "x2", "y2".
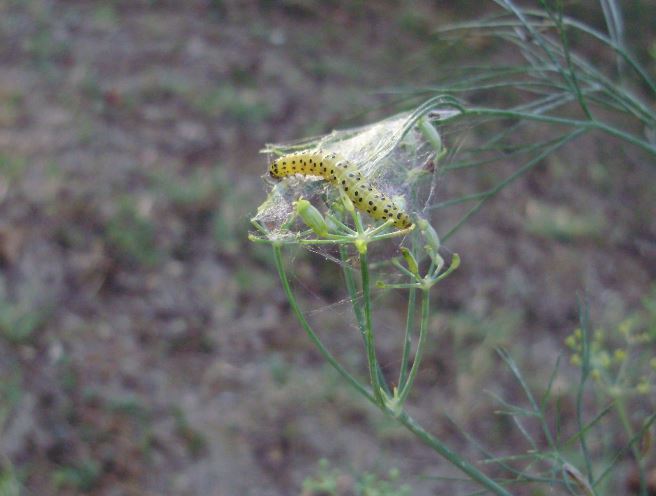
[{"x1": 272, "y1": 244, "x2": 512, "y2": 496}]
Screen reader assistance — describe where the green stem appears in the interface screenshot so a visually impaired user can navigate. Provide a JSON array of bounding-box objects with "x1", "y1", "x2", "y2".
[
  {"x1": 272, "y1": 245, "x2": 512, "y2": 496},
  {"x1": 272, "y1": 245, "x2": 373, "y2": 402},
  {"x1": 614, "y1": 393, "x2": 646, "y2": 495},
  {"x1": 340, "y1": 246, "x2": 389, "y2": 395},
  {"x1": 392, "y1": 258, "x2": 420, "y2": 281},
  {"x1": 398, "y1": 288, "x2": 431, "y2": 405},
  {"x1": 340, "y1": 246, "x2": 364, "y2": 330},
  {"x1": 490, "y1": 7, "x2": 656, "y2": 94},
  {"x1": 594, "y1": 412, "x2": 656, "y2": 490},
  {"x1": 576, "y1": 300, "x2": 594, "y2": 484},
  {"x1": 360, "y1": 250, "x2": 386, "y2": 406},
  {"x1": 592, "y1": 120, "x2": 656, "y2": 158},
  {"x1": 397, "y1": 412, "x2": 512, "y2": 496},
  {"x1": 398, "y1": 287, "x2": 416, "y2": 389},
  {"x1": 452, "y1": 107, "x2": 656, "y2": 158}
]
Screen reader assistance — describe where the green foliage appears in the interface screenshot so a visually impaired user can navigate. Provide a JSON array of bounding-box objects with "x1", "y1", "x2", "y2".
[
  {"x1": 448, "y1": 309, "x2": 522, "y2": 405},
  {"x1": 0, "y1": 459, "x2": 21, "y2": 496},
  {"x1": 104, "y1": 394, "x2": 156, "y2": 459},
  {"x1": 0, "y1": 154, "x2": 27, "y2": 184},
  {"x1": 104, "y1": 197, "x2": 160, "y2": 267},
  {"x1": 0, "y1": 301, "x2": 49, "y2": 344},
  {"x1": 52, "y1": 461, "x2": 101, "y2": 492},
  {"x1": 26, "y1": 30, "x2": 70, "y2": 67},
  {"x1": 91, "y1": 4, "x2": 118, "y2": 29},
  {"x1": 397, "y1": 8, "x2": 432, "y2": 39},
  {"x1": 106, "y1": 395, "x2": 149, "y2": 421},
  {"x1": 302, "y1": 459, "x2": 411, "y2": 496},
  {"x1": 421, "y1": 0, "x2": 656, "y2": 243},
  {"x1": 565, "y1": 296, "x2": 656, "y2": 398},
  {"x1": 150, "y1": 166, "x2": 243, "y2": 257},
  {"x1": 172, "y1": 407, "x2": 207, "y2": 458},
  {"x1": 565, "y1": 291, "x2": 656, "y2": 494},
  {"x1": 0, "y1": 91, "x2": 22, "y2": 128},
  {"x1": 251, "y1": 1, "x2": 656, "y2": 494},
  {"x1": 252, "y1": 112, "x2": 507, "y2": 493},
  {"x1": 20, "y1": 4, "x2": 71, "y2": 70},
  {"x1": 191, "y1": 85, "x2": 273, "y2": 123},
  {"x1": 524, "y1": 200, "x2": 605, "y2": 241},
  {"x1": 476, "y1": 293, "x2": 656, "y2": 496},
  {"x1": 153, "y1": 168, "x2": 223, "y2": 208},
  {"x1": 0, "y1": 374, "x2": 21, "y2": 433}
]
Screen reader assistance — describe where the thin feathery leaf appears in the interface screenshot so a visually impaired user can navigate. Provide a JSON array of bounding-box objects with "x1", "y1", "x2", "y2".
[{"x1": 576, "y1": 298, "x2": 594, "y2": 483}]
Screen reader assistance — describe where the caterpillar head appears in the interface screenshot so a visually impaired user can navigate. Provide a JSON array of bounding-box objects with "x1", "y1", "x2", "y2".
[{"x1": 268, "y1": 158, "x2": 283, "y2": 180}]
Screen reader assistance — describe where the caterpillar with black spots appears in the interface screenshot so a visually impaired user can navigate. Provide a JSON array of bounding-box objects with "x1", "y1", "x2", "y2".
[{"x1": 268, "y1": 150, "x2": 413, "y2": 230}]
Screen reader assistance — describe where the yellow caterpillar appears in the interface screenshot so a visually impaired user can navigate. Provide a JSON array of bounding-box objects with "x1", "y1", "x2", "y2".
[{"x1": 269, "y1": 151, "x2": 413, "y2": 230}]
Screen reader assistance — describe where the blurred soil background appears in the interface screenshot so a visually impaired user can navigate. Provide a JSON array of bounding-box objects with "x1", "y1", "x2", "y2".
[{"x1": 0, "y1": 0, "x2": 655, "y2": 495}]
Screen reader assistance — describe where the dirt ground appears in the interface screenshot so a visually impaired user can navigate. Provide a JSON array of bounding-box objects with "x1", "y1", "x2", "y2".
[{"x1": 0, "y1": 1, "x2": 655, "y2": 495}]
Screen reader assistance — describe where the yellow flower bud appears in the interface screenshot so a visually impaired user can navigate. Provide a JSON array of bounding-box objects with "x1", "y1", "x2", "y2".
[
  {"x1": 618, "y1": 319, "x2": 632, "y2": 337},
  {"x1": 354, "y1": 238, "x2": 367, "y2": 254},
  {"x1": 565, "y1": 335, "x2": 577, "y2": 350},
  {"x1": 637, "y1": 380, "x2": 651, "y2": 395},
  {"x1": 613, "y1": 348, "x2": 626, "y2": 362}
]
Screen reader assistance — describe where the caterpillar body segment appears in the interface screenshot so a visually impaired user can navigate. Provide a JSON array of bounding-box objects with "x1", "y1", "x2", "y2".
[{"x1": 269, "y1": 151, "x2": 413, "y2": 230}]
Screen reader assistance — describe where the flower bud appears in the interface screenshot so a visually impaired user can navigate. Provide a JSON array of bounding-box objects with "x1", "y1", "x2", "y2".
[
  {"x1": 294, "y1": 199, "x2": 328, "y2": 237},
  {"x1": 419, "y1": 116, "x2": 443, "y2": 156},
  {"x1": 400, "y1": 247, "x2": 419, "y2": 277},
  {"x1": 449, "y1": 253, "x2": 460, "y2": 271},
  {"x1": 416, "y1": 217, "x2": 440, "y2": 253}
]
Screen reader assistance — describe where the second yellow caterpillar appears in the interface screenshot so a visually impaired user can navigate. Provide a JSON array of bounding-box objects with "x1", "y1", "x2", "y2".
[{"x1": 269, "y1": 151, "x2": 413, "y2": 230}]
